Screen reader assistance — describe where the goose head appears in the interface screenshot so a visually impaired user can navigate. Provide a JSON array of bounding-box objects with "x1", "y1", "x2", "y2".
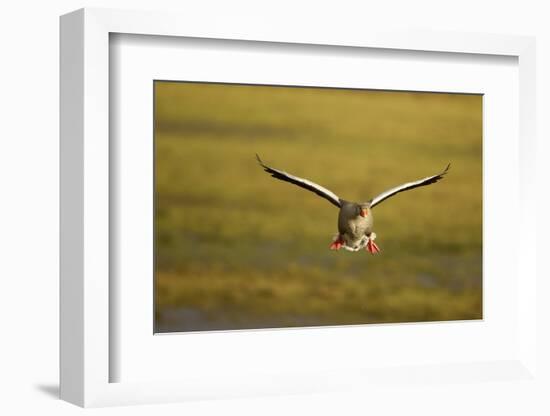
[{"x1": 354, "y1": 202, "x2": 371, "y2": 218}]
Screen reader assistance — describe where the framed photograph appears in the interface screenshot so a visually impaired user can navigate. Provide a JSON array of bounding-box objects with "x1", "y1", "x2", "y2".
[
  {"x1": 60, "y1": 8, "x2": 538, "y2": 408},
  {"x1": 153, "y1": 81, "x2": 475, "y2": 334}
]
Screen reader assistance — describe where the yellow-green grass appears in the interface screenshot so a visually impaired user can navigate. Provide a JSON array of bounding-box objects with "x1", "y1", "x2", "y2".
[{"x1": 155, "y1": 81, "x2": 482, "y2": 332}]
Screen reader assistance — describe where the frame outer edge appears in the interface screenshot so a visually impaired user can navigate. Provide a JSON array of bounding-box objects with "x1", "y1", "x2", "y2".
[
  {"x1": 82, "y1": 8, "x2": 111, "y2": 407},
  {"x1": 84, "y1": 7, "x2": 531, "y2": 57},
  {"x1": 59, "y1": 8, "x2": 85, "y2": 407},
  {"x1": 517, "y1": 38, "x2": 537, "y2": 376}
]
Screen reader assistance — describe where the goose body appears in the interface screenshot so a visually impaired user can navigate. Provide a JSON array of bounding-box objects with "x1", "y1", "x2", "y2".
[
  {"x1": 256, "y1": 155, "x2": 449, "y2": 254},
  {"x1": 337, "y1": 201, "x2": 373, "y2": 251}
]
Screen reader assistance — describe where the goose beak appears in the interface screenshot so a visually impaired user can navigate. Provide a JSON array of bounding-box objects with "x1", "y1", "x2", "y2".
[{"x1": 360, "y1": 209, "x2": 368, "y2": 217}]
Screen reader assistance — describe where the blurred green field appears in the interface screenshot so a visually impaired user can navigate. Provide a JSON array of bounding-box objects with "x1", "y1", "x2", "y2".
[{"x1": 154, "y1": 81, "x2": 482, "y2": 332}]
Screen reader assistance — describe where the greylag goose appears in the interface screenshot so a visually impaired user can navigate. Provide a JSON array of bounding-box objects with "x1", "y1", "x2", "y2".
[{"x1": 256, "y1": 154, "x2": 450, "y2": 254}]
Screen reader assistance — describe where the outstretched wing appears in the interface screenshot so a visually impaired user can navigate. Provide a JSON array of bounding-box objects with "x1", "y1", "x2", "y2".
[
  {"x1": 369, "y1": 163, "x2": 450, "y2": 209},
  {"x1": 256, "y1": 154, "x2": 342, "y2": 208}
]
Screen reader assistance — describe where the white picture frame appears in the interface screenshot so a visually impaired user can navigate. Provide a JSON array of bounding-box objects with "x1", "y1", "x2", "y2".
[{"x1": 60, "y1": 7, "x2": 538, "y2": 408}]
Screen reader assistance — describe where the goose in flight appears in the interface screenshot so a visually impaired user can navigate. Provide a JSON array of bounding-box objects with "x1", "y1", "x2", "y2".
[{"x1": 256, "y1": 154, "x2": 450, "y2": 254}]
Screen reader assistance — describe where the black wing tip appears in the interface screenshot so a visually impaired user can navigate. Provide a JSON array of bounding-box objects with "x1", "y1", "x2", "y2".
[
  {"x1": 255, "y1": 153, "x2": 269, "y2": 170},
  {"x1": 438, "y1": 162, "x2": 451, "y2": 179}
]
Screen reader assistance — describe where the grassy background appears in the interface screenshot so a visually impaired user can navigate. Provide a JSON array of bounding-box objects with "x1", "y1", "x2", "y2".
[{"x1": 154, "y1": 81, "x2": 482, "y2": 332}]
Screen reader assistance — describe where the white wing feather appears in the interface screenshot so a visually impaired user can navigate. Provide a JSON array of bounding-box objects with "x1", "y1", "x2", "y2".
[
  {"x1": 370, "y1": 164, "x2": 450, "y2": 208},
  {"x1": 256, "y1": 155, "x2": 341, "y2": 208}
]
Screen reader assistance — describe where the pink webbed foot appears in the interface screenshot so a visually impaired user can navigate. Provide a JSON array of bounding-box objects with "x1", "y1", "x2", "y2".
[
  {"x1": 366, "y1": 236, "x2": 381, "y2": 255},
  {"x1": 330, "y1": 235, "x2": 344, "y2": 251}
]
